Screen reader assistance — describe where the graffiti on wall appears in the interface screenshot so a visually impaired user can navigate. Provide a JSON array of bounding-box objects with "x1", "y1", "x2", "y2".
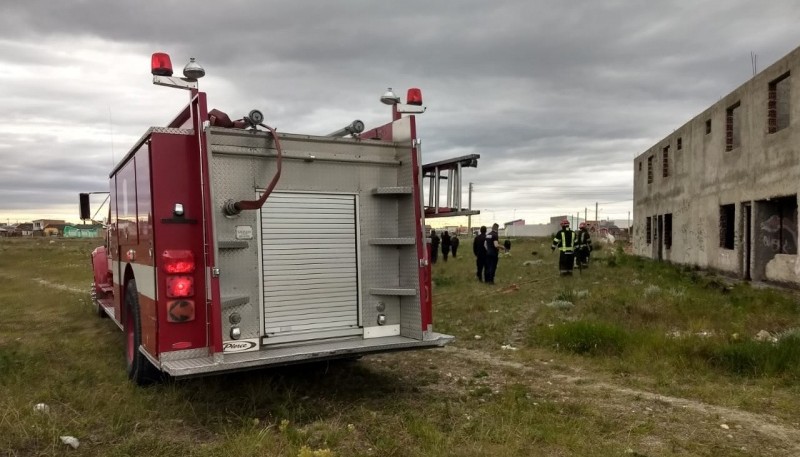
[{"x1": 760, "y1": 214, "x2": 797, "y2": 254}]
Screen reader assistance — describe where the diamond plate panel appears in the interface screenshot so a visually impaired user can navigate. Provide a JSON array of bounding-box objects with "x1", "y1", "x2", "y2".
[{"x1": 208, "y1": 129, "x2": 417, "y2": 345}]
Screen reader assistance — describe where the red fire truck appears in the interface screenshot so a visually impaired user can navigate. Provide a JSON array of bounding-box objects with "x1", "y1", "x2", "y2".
[{"x1": 82, "y1": 53, "x2": 479, "y2": 384}]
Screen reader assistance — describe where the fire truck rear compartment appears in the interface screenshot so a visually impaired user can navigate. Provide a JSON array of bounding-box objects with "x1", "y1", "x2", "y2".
[{"x1": 157, "y1": 127, "x2": 450, "y2": 376}]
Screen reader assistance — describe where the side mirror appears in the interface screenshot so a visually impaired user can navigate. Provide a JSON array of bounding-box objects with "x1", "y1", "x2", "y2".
[{"x1": 79, "y1": 193, "x2": 91, "y2": 220}]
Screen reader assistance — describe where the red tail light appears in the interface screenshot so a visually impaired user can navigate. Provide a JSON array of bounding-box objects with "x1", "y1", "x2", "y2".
[
  {"x1": 166, "y1": 275, "x2": 194, "y2": 298},
  {"x1": 162, "y1": 250, "x2": 195, "y2": 274},
  {"x1": 151, "y1": 52, "x2": 173, "y2": 77},
  {"x1": 407, "y1": 88, "x2": 423, "y2": 106}
]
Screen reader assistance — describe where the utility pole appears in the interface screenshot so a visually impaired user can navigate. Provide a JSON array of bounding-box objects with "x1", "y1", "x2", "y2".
[
  {"x1": 467, "y1": 182, "x2": 473, "y2": 234},
  {"x1": 595, "y1": 202, "x2": 598, "y2": 225},
  {"x1": 584, "y1": 207, "x2": 587, "y2": 225}
]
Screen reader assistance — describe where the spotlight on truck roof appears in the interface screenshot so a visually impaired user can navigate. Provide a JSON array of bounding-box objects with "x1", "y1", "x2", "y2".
[
  {"x1": 245, "y1": 109, "x2": 264, "y2": 129},
  {"x1": 183, "y1": 57, "x2": 205, "y2": 80},
  {"x1": 380, "y1": 88, "x2": 400, "y2": 105}
]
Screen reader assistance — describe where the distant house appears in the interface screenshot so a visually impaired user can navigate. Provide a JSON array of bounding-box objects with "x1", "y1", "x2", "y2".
[
  {"x1": 63, "y1": 223, "x2": 103, "y2": 238},
  {"x1": 503, "y1": 219, "x2": 525, "y2": 229},
  {"x1": 16, "y1": 223, "x2": 34, "y2": 236},
  {"x1": 43, "y1": 223, "x2": 68, "y2": 237},
  {"x1": 32, "y1": 219, "x2": 66, "y2": 236}
]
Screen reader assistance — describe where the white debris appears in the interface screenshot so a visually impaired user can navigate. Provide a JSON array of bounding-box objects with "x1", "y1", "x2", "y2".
[
  {"x1": 643, "y1": 285, "x2": 661, "y2": 296},
  {"x1": 545, "y1": 300, "x2": 573, "y2": 310},
  {"x1": 754, "y1": 330, "x2": 778, "y2": 343},
  {"x1": 33, "y1": 403, "x2": 49, "y2": 414},
  {"x1": 474, "y1": 335, "x2": 482, "y2": 340},
  {"x1": 501, "y1": 344, "x2": 518, "y2": 351},
  {"x1": 720, "y1": 423, "x2": 730, "y2": 430},
  {"x1": 575, "y1": 290, "x2": 589, "y2": 298},
  {"x1": 489, "y1": 309, "x2": 499, "y2": 313},
  {"x1": 60, "y1": 436, "x2": 80, "y2": 449}
]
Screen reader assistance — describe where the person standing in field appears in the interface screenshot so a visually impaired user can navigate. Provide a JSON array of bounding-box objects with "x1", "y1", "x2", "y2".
[
  {"x1": 451, "y1": 235, "x2": 460, "y2": 258},
  {"x1": 430, "y1": 229, "x2": 440, "y2": 264},
  {"x1": 575, "y1": 222, "x2": 593, "y2": 268},
  {"x1": 441, "y1": 231, "x2": 451, "y2": 262},
  {"x1": 473, "y1": 226, "x2": 487, "y2": 281},
  {"x1": 503, "y1": 238, "x2": 511, "y2": 253},
  {"x1": 484, "y1": 223, "x2": 501, "y2": 284},
  {"x1": 551, "y1": 219, "x2": 577, "y2": 275}
]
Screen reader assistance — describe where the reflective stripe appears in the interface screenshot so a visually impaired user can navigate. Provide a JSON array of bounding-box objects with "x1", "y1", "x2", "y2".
[
  {"x1": 112, "y1": 260, "x2": 157, "y2": 300},
  {"x1": 559, "y1": 231, "x2": 575, "y2": 252}
]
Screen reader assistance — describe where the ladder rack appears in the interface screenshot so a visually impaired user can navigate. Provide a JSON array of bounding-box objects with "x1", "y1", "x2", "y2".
[{"x1": 422, "y1": 154, "x2": 480, "y2": 218}]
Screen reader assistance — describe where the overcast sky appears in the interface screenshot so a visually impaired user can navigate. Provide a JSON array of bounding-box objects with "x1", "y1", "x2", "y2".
[{"x1": 2, "y1": 1, "x2": 799, "y2": 227}]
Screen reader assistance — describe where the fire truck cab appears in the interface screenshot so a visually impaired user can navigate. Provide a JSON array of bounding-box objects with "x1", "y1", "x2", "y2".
[{"x1": 84, "y1": 53, "x2": 477, "y2": 384}]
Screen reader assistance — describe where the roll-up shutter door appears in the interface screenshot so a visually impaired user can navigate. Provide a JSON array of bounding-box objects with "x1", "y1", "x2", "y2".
[{"x1": 261, "y1": 192, "x2": 360, "y2": 343}]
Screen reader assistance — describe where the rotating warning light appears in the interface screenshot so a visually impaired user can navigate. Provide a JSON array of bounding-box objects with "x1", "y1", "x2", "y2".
[
  {"x1": 406, "y1": 88, "x2": 423, "y2": 106},
  {"x1": 151, "y1": 52, "x2": 173, "y2": 77}
]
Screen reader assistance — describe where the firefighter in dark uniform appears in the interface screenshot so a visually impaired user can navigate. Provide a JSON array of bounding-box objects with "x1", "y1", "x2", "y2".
[
  {"x1": 484, "y1": 223, "x2": 501, "y2": 284},
  {"x1": 551, "y1": 219, "x2": 577, "y2": 275},
  {"x1": 576, "y1": 222, "x2": 593, "y2": 268},
  {"x1": 430, "y1": 229, "x2": 440, "y2": 264},
  {"x1": 473, "y1": 226, "x2": 487, "y2": 281}
]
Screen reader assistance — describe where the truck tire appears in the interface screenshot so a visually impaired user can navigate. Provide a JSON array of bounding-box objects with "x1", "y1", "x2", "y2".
[{"x1": 124, "y1": 280, "x2": 161, "y2": 385}]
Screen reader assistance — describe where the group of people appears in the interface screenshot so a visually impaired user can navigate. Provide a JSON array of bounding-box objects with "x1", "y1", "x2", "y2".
[
  {"x1": 551, "y1": 219, "x2": 593, "y2": 275},
  {"x1": 429, "y1": 230, "x2": 460, "y2": 263},
  {"x1": 428, "y1": 219, "x2": 592, "y2": 283},
  {"x1": 472, "y1": 223, "x2": 505, "y2": 284}
]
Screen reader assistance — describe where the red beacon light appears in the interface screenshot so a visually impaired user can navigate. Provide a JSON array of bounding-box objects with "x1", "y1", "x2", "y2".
[
  {"x1": 151, "y1": 52, "x2": 173, "y2": 77},
  {"x1": 151, "y1": 53, "x2": 204, "y2": 91},
  {"x1": 406, "y1": 88, "x2": 423, "y2": 106}
]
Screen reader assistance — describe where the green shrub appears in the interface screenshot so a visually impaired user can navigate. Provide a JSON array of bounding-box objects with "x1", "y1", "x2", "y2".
[
  {"x1": 432, "y1": 274, "x2": 454, "y2": 287},
  {"x1": 700, "y1": 334, "x2": 800, "y2": 378},
  {"x1": 554, "y1": 288, "x2": 576, "y2": 303},
  {"x1": 535, "y1": 321, "x2": 629, "y2": 356}
]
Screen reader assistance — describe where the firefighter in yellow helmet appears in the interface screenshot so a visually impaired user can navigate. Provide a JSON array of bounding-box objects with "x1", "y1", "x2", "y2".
[{"x1": 551, "y1": 219, "x2": 577, "y2": 275}]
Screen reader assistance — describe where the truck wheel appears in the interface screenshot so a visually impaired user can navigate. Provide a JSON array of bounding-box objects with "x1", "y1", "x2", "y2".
[{"x1": 124, "y1": 280, "x2": 161, "y2": 385}]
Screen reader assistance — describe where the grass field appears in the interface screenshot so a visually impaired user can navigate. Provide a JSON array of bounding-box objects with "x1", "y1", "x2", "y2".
[{"x1": 1, "y1": 237, "x2": 800, "y2": 456}]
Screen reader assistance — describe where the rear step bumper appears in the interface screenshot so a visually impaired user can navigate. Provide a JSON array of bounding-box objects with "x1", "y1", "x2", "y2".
[{"x1": 159, "y1": 333, "x2": 455, "y2": 378}]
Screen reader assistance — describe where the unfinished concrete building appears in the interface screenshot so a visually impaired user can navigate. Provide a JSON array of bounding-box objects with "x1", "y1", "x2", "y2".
[{"x1": 633, "y1": 45, "x2": 800, "y2": 284}]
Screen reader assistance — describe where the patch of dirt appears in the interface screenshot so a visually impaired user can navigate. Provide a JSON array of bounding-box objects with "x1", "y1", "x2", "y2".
[
  {"x1": 32, "y1": 277, "x2": 84, "y2": 294},
  {"x1": 0, "y1": 271, "x2": 85, "y2": 295},
  {"x1": 370, "y1": 346, "x2": 800, "y2": 456}
]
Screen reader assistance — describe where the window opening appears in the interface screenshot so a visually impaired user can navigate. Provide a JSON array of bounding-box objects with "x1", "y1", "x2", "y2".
[
  {"x1": 719, "y1": 204, "x2": 735, "y2": 250},
  {"x1": 726, "y1": 102, "x2": 741, "y2": 151},
  {"x1": 768, "y1": 72, "x2": 790, "y2": 134}
]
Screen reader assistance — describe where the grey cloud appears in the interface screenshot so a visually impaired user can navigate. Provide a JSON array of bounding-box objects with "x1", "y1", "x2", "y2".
[{"x1": 1, "y1": 0, "x2": 800, "y2": 223}]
